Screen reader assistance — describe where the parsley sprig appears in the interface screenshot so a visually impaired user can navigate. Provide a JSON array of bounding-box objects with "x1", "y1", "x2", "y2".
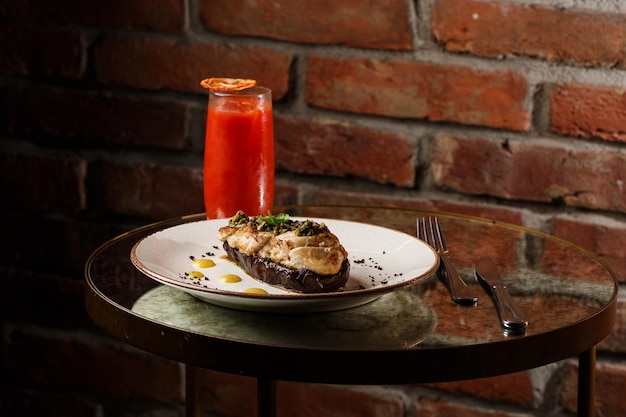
[{"x1": 259, "y1": 211, "x2": 290, "y2": 225}]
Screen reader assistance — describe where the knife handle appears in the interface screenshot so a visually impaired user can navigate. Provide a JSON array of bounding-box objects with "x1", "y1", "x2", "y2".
[
  {"x1": 439, "y1": 253, "x2": 478, "y2": 305},
  {"x1": 489, "y1": 283, "x2": 528, "y2": 330}
]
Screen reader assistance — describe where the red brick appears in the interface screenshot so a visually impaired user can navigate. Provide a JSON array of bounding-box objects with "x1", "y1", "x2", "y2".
[
  {"x1": 199, "y1": 372, "x2": 405, "y2": 417},
  {"x1": 275, "y1": 116, "x2": 417, "y2": 187},
  {"x1": 431, "y1": 136, "x2": 626, "y2": 212},
  {"x1": 432, "y1": 201, "x2": 523, "y2": 226},
  {"x1": 4, "y1": 325, "x2": 184, "y2": 403},
  {"x1": 94, "y1": 35, "x2": 292, "y2": 98},
  {"x1": 294, "y1": 188, "x2": 435, "y2": 215},
  {"x1": 423, "y1": 372, "x2": 534, "y2": 406},
  {"x1": 199, "y1": 0, "x2": 412, "y2": 51},
  {"x1": 432, "y1": 0, "x2": 626, "y2": 68},
  {"x1": 305, "y1": 56, "x2": 530, "y2": 131},
  {"x1": 278, "y1": 383, "x2": 404, "y2": 417},
  {"x1": 274, "y1": 179, "x2": 300, "y2": 208},
  {"x1": 539, "y1": 239, "x2": 616, "y2": 292},
  {"x1": 550, "y1": 216, "x2": 626, "y2": 284},
  {"x1": 285, "y1": 184, "x2": 525, "y2": 227},
  {"x1": 3, "y1": 86, "x2": 188, "y2": 149},
  {"x1": 0, "y1": 24, "x2": 84, "y2": 78},
  {"x1": 295, "y1": 188, "x2": 523, "y2": 225},
  {"x1": 416, "y1": 397, "x2": 534, "y2": 417},
  {"x1": 0, "y1": 153, "x2": 86, "y2": 212},
  {"x1": 561, "y1": 361, "x2": 626, "y2": 416},
  {"x1": 550, "y1": 83, "x2": 626, "y2": 143},
  {"x1": 7, "y1": 0, "x2": 184, "y2": 33},
  {"x1": 99, "y1": 161, "x2": 204, "y2": 219},
  {"x1": 199, "y1": 370, "x2": 256, "y2": 417}
]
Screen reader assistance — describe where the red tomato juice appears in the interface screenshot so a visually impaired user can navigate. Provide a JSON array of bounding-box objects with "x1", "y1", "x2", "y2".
[{"x1": 204, "y1": 92, "x2": 274, "y2": 219}]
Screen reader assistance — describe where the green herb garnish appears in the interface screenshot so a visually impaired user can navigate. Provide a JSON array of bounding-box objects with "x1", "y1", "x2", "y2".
[
  {"x1": 259, "y1": 211, "x2": 290, "y2": 226},
  {"x1": 228, "y1": 210, "x2": 328, "y2": 236}
]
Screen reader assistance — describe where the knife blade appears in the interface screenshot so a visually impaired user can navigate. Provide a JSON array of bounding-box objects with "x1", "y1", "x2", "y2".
[{"x1": 475, "y1": 257, "x2": 528, "y2": 331}]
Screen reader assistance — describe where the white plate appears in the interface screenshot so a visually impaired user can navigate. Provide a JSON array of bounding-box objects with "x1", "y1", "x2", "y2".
[{"x1": 130, "y1": 217, "x2": 439, "y2": 312}]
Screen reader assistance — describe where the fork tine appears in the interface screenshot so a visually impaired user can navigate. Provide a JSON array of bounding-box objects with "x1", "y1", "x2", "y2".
[
  {"x1": 417, "y1": 218, "x2": 433, "y2": 248},
  {"x1": 417, "y1": 218, "x2": 424, "y2": 241},
  {"x1": 417, "y1": 215, "x2": 478, "y2": 305},
  {"x1": 433, "y1": 217, "x2": 446, "y2": 253},
  {"x1": 418, "y1": 218, "x2": 426, "y2": 242},
  {"x1": 426, "y1": 217, "x2": 442, "y2": 253},
  {"x1": 428, "y1": 217, "x2": 439, "y2": 252}
]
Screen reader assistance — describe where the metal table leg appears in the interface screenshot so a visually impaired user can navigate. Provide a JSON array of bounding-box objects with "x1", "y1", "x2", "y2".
[
  {"x1": 257, "y1": 377, "x2": 277, "y2": 417},
  {"x1": 185, "y1": 365, "x2": 201, "y2": 417},
  {"x1": 577, "y1": 346, "x2": 596, "y2": 417}
]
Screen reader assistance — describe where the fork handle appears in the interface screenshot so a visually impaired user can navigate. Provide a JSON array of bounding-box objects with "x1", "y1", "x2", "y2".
[{"x1": 439, "y1": 253, "x2": 478, "y2": 305}]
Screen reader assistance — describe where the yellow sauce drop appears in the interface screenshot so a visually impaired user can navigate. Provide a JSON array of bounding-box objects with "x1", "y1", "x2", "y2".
[
  {"x1": 193, "y1": 259, "x2": 215, "y2": 268},
  {"x1": 188, "y1": 271, "x2": 204, "y2": 279},
  {"x1": 243, "y1": 288, "x2": 268, "y2": 294},
  {"x1": 219, "y1": 274, "x2": 242, "y2": 283}
]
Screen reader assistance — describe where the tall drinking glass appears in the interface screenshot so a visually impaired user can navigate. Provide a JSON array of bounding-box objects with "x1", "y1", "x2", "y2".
[{"x1": 204, "y1": 86, "x2": 274, "y2": 219}]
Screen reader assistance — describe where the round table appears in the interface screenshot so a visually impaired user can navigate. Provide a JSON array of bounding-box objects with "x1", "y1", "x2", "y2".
[{"x1": 84, "y1": 206, "x2": 617, "y2": 417}]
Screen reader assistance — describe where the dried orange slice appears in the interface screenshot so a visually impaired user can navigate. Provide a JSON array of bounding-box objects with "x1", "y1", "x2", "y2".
[{"x1": 200, "y1": 77, "x2": 256, "y2": 91}]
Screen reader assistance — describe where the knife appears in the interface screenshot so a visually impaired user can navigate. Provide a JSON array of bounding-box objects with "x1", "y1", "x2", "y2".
[{"x1": 475, "y1": 257, "x2": 528, "y2": 331}]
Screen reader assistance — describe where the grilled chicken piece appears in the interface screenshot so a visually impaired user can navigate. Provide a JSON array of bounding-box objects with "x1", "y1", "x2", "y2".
[{"x1": 218, "y1": 211, "x2": 350, "y2": 293}]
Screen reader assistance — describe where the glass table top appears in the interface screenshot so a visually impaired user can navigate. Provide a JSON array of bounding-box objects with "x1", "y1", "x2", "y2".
[{"x1": 85, "y1": 205, "x2": 617, "y2": 384}]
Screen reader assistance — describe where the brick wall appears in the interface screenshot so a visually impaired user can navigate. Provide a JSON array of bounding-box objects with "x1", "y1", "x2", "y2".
[{"x1": 1, "y1": 0, "x2": 625, "y2": 416}]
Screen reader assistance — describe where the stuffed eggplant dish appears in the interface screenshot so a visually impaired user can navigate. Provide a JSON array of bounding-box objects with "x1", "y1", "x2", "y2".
[{"x1": 217, "y1": 211, "x2": 350, "y2": 293}]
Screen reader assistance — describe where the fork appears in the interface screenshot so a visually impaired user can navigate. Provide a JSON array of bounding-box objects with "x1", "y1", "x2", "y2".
[{"x1": 418, "y1": 217, "x2": 478, "y2": 306}]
